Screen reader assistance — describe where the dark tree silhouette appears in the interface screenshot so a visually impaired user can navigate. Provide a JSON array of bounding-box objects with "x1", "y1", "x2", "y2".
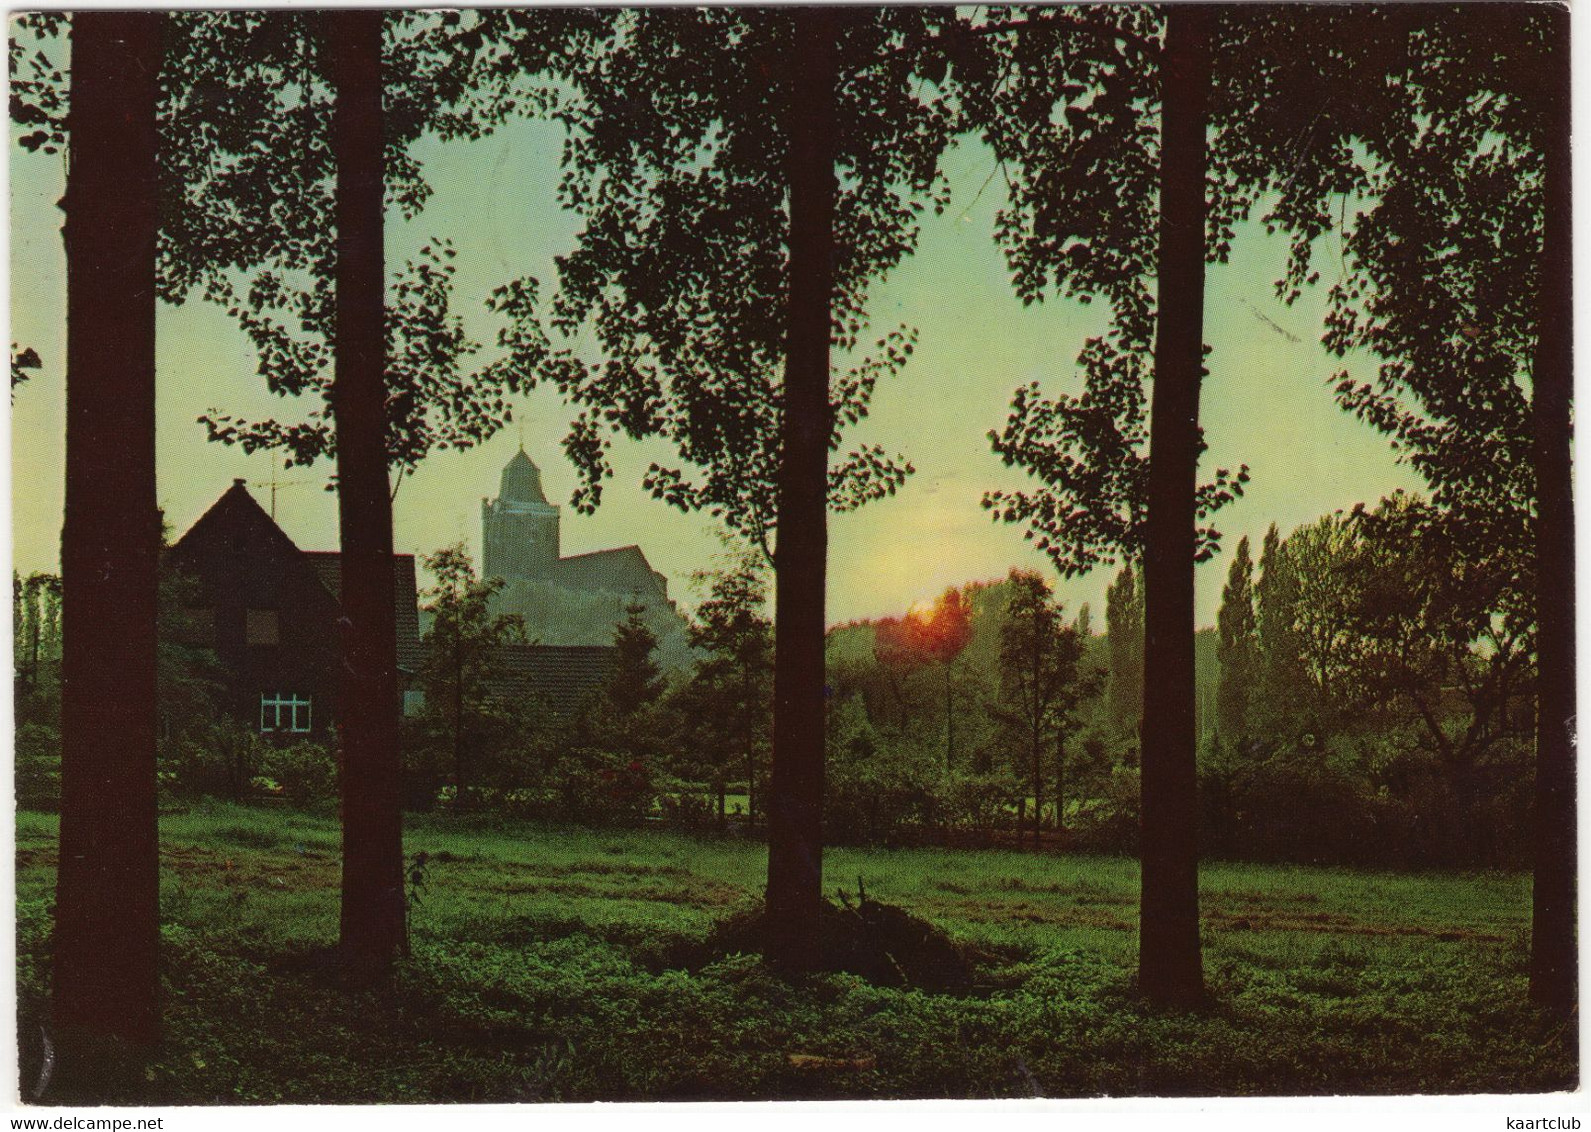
[
  {"x1": 143, "y1": 10, "x2": 581, "y2": 987},
  {"x1": 1224, "y1": 6, "x2": 1572, "y2": 1009},
  {"x1": 1523, "y1": 10, "x2": 1574, "y2": 1015},
  {"x1": 53, "y1": 10, "x2": 163, "y2": 1049},
  {"x1": 608, "y1": 603, "x2": 667, "y2": 720},
  {"x1": 1135, "y1": 5, "x2": 1214, "y2": 1006},
  {"x1": 994, "y1": 570, "x2": 1096, "y2": 850},
  {"x1": 763, "y1": 6, "x2": 842, "y2": 970},
  {"x1": 966, "y1": 5, "x2": 1238, "y2": 1006},
  {"x1": 485, "y1": 7, "x2": 957, "y2": 970},
  {"x1": 678, "y1": 557, "x2": 774, "y2": 825},
  {"x1": 417, "y1": 545, "x2": 526, "y2": 809},
  {"x1": 327, "y1": 8, "x2": 405, "y2": 987}
]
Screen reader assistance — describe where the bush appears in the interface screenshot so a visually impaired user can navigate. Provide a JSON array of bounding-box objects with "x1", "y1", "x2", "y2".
[
  {"x1": 159, "y1": 718, "x2": 269, "y2": 802},
  {"x1": 260, "y1": 740, "x2": 337, "y2": 804},
  {"x1": 15, "y1": 722, "x2": 60, "y2": 811}
]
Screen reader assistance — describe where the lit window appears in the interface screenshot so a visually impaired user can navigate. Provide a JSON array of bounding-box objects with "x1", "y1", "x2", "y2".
[
  {"x1": 260, "y1": 692, "x2": 312, "y2": 733},
  {"x1": 246, "y1": 608, "x2": 280, "y2": 646}
]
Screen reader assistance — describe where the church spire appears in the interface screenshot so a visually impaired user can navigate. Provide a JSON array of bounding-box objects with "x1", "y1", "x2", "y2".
[{"x1": 499, "y1": 447, "x2": 547, "y2": 505}]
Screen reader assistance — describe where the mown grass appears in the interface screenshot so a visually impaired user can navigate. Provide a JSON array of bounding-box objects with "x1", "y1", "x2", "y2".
[{"x1": 15, "y1": 804, "x2": 1576, "y2": 1103}]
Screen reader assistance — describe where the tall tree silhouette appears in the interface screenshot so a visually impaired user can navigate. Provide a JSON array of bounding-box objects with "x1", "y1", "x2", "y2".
[
  {"x1": 1135, "y1": 5, "x2": 1214, "y2": 1006},
  {"x1": 53, "y1": 11, "x2": 163, "y2": 1049},
  {"x1": 327, "y1": 8, "x2": 404, "y2": 986},
  {"x1": 486, "y1": 8, "x2": 957, "y2": 970},
  {"x1": 968, "y1": 6, "x2": 1239, "y2": 1006},
  {"x1": 147, "y1": 10, "x2": 594, "y2": 985},
  {"x1": 762, "y1": 6, "x2": 841, "y2": 970},
  {"x1": 1226, "y1": 6, "x2": 1572, "y2": 1009},
  {"x1": 994, "y1": 570, "x2": 1095, "y2": 849},
  {"x1": 1527, "y1": 11, "x2": 1574, "y2": 1015}
]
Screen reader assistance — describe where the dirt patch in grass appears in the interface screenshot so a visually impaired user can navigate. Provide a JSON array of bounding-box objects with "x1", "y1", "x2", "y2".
[
  {"x1": 678, "y1": 895, "x2": 978, "y2": 995},
  {"x1": 944, "y1": 898, "x2": 1136, "y2": 933},
  {"x1": 16, "y1": 847, "x2": 57, "y2": 870},
  {"x1": 1206, "y1": 908, "x2": 1505, "y2": 942},
  {"x1": 539, "y1": 861, "x2": 692, "y2": 878},
  {"x1": 487, "y1": 876, "x2": 742, "y2": 908}
]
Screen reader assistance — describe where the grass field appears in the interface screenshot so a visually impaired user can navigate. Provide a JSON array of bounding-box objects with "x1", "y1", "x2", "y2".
[{"x1": 14, "y1": 804, "x2": 1577, "y2": 1103}]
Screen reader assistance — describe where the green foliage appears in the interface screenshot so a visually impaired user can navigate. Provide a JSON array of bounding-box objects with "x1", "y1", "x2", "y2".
[
  {"x1": 11, "y1": 806, "x2": 1574, "y2": 1102},
  {"x1": 606, "y1": 604, "x2": 665, "y2": 721},
  {"x1": 260, "y1": 740, "x2": 338, "y2": 805},
  {"x1": 1102, "y1": 564, "x2": 1143, "y2": 739},
  {"x1": 15, "y1": 721, "x2": 61, "y2": 811},
  {"x1": 994, "y1": 570, "x2": 1101, "y2": 844},
  {"x1": 1211, "y1": 496, "x2": 1535, "y2": 867},
  {"x1": 486, "y1": 9, "x2": 958, "y2": 546},
  {"x1": 414, "y1": 544, "x2": 527, "y2": 805},
  {"x1": 1215, "y1": 536, "x2": 1258, "y2": 744},
  {"x1": 667, "y1": 556, "x2": 774, "y2": 824}
]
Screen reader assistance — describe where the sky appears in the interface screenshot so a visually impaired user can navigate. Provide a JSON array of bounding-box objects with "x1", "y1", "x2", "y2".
[{"x1": 9, "y1": 48, "x2": 1423, "y2": 631}]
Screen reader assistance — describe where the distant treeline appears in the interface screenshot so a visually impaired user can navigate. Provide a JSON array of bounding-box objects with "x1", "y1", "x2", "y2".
[
  {"x1": 823, "y1": 492, "x2": 1532, "y2": 869},
  {"x1": 14, "y1": 491, "x2": 1533, "y2": 871}
]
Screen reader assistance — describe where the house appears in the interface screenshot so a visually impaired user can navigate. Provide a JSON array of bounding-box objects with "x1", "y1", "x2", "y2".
[{"x1": 166, "y1": 479, "x2": 421, "y2": 741}]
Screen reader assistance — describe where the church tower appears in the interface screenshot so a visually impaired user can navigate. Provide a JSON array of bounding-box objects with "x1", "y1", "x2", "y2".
[{"x1": 481, "y1": 447, "x2": 561, "y2": 580}]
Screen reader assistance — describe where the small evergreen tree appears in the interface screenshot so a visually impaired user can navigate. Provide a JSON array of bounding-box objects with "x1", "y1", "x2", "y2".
[{"x1": 608, "y1": 604, "x2": 665, "y2": 719}]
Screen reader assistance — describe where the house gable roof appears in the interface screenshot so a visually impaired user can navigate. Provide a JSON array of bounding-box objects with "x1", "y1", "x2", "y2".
[
  {"x1": 170, "y1": 480, "x2": 423, "y2": 674},
  {"x1": 302, "y1": 551, "x2": 423, "y2": 673},
  {"x1": 167, "y1": 479, "x2": 341, "y2": 620}
]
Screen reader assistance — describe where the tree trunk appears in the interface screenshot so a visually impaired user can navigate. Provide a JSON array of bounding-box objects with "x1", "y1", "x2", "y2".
[
  {"x1": 1031, "y1": 734, "x2": 1043, "y2": 850},
  {"x1": 944, "y1": 660, "x2": 955, "y2": 770},
  {"x1": 54, "y1": 11, "x2": 164, "y2": 1055},
  {"x1": 1054, "y1": 736, "x2": 1066, "y2": 837},
  {"x1": 765, "y1": 6, "x2": 840, "y2": 973},
  {"x1": 742, "y1": 665, "x2": 757, "y2": 826},
  {"x1": 453, "y1": 625, "x2": 466, "y2": 809},
  {"x1": 329, "y1": 9, "x2": 406, "y2": 989},
  {"x1": 1529, "y1": 8, "x2": 1576, "y2": 1014},
  {"x1": 1137, "y1": 5, "x2": 1211, "y2": 1009}
]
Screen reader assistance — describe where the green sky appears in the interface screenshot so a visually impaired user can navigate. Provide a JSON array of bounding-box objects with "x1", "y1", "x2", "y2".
[{"x1": 10, "y1": 102, "x2": 1419, "y2": 629}]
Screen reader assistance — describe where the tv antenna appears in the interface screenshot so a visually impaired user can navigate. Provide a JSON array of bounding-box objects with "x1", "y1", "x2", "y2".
[{"x1": 251, "y1": 468, "x2": 315, "y2": 520}]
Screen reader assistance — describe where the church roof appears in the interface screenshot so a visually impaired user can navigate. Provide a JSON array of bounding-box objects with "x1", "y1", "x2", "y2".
[
  {"x1": 500, "y1": 447, "x2": 548, "y2": 506},
  {"x1": 551, "y1": 545, "x2": 666, "y2": 599}
]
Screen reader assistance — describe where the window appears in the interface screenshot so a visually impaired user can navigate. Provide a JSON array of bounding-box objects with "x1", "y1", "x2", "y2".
[
  {"x1": 246, "y1": 608, "x2": 280, "y2": 646},
  {"x1": 260, "y1": 692, "x2": 312, "y2": 734}
]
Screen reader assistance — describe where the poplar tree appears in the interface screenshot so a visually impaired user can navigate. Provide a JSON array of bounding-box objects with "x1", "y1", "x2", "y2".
[
  {"x1": 1214, "y1": 536, "x2": 1257, "y2": 746},
  {"x1": 484, "y1": 7, "x2": 959, "y2": 970}
]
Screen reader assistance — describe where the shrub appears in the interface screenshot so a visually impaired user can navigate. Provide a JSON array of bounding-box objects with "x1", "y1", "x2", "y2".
[
  {"x1": 260, "y1": 740, "x2": 337, "y2": 804},
  {"x1": 15, "y1": 722, "x2": 60, "y2": 811}
]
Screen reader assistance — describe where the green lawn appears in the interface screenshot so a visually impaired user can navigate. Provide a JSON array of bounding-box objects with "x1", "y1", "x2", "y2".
[{"x1": 14, "y1": 804, "x2": 1576, "y2": 1103}]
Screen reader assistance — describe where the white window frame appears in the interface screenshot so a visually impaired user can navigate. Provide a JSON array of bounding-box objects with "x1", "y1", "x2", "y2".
[{"x1": 259, "y1": 692, "x2": 312, "y2": 734}]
